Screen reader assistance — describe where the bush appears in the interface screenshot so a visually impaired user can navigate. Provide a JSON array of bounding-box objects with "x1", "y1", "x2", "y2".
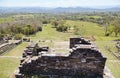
[
  {"x1": 55, "y1": 20, "x2": 68, "y2": 32},
  {"x1": 42, "y1": 20, "x2": 49, "y2": 24},
  {"x1": 0, "y1": 33, "x2": 4, "y2": 40},
  {"x1": 14, "y1": 34, "x2": 22, "y2": 40},
  {"x1": 74, "y1": 26, "x2": 80, "y2": 35},
  {"x1": 105, "y1": 33, "x2": 110, "y2": 36},
  {"x1": 37, "y1": 26, "x2": 42, "y2": 31},
  {"x1": 56, "y1": 24, "x2": 68, "y2": 32}
]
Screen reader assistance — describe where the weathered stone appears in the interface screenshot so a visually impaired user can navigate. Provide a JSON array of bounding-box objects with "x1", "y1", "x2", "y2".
[{"x1": 15, "y1": 37, "x2": 107, "y2": 78}]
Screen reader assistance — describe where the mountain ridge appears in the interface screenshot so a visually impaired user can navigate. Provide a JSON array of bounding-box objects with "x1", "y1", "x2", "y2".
[{"x1": 0, "y1": 7, "x2": 120, "y2": 13}]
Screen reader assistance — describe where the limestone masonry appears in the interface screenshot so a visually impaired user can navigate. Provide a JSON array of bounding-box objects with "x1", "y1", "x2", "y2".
[{"x1": 15, "y1": 37, "x2": 107, "y2": 78}]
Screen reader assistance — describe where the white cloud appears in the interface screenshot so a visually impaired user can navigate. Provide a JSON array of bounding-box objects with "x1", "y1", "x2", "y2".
[
  {"x1": 0, "y1": 0, "x2": 120, "y2": 7},
  {"x1": 39, "y1": 0, "x2": 120, "y2": 7}
]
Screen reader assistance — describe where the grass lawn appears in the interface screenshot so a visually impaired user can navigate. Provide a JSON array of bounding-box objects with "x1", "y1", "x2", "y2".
[
  {"x1": 29, "y1": 24, "x2": 74, "y2": 41},
  {"x1": 66, "y1": 20, "x2": 105, "y2": 36},
  {"x1": 3, "y1": 42, "x2": 28, "y2": 56},
  {"x1": 0, "y1": 58, "x2": 20, "y2": 78},
  {"x1": 95, "y1": 41, "x2": 120, "y2": 78},
  {"x1": 66, "y1": 20, "x2": 119, "y2": 41},
  {"x1": 0, "y1": 42, "x2": 28, "y2": 78}
]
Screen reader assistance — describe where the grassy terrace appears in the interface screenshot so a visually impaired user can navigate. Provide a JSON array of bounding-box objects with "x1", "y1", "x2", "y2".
[
  {"x1": 66, "y1": 20, "x2": 104, "y2": 36},
  {"x1": 96, "y1": 41, "x2": 120, "y2": 78},
  {"x1": 30, "y1": 24, "x2": 74, "y2": 41},
  {"x1": 4, "y1": 43, "x2": 28, "y2": 56},
  {"x1": 0, "y1": 43, "x2": 28, "y2": 78},
  {"x1": 0, "y1": 21, "x2": 120, "y2": 78}
]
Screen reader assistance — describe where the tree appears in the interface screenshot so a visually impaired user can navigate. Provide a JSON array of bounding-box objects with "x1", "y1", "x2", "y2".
[
  {"x1": 56, "y1": 23, "x2": 68, "y2": 32},
  {"x1": 42, "y1": 19, "x2": 49, "y2": 24},
  {"x1": 0, "y1": 28, "x2": 7, "y2": 34},
  {"x1": 22, "y1": 26, "x2": 30, "y2": 36},
  {"x1": 37, "y1": 26, "x2": 42, "y2": 31},
  {"x1": 52, "y1": 20, "x2": 59, "y2": 28},
  {"x1": 111, "y1": 18, "x2": 120, "y2": 37},
  {"x1": 74, "y1": 25, "x2": 80, "y2": 35},
  {"x1": 102, "y1": 17, "x2": 111, "y2": 36},
  {"x1": 0, "y1": 33, "x2": 4, "y2": 40}
]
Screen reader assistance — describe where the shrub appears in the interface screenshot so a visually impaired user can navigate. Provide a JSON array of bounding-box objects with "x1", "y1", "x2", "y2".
[{"x1": 14, "y1": 34, "x2": 22, "y2": 40}]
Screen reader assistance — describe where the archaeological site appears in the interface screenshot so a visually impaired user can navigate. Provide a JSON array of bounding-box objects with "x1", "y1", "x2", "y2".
[{"x1": 15, "y1": 37, "x2": 107, "y2": 78}]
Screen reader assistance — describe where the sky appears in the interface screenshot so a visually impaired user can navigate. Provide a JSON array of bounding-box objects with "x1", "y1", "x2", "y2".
[{"x1": 0, "y1": 0, "x2": 120, "y2": 8}]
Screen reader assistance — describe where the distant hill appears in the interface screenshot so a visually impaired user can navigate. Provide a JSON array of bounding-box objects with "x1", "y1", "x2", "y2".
[{"x1": 0, "y1": 7, "x2": 120, "y2": 13}]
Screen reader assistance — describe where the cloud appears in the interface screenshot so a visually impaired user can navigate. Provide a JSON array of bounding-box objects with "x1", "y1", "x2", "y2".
[
  {"x1": 39, "y1": 0, "x2": 120, "y2": 7},
  {"x1": 0, "y1": 0, "x2": 120, "y2": 7}
]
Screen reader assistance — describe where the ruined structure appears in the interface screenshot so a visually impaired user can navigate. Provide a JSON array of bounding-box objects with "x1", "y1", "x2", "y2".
[
  {"x1": 115, "y1": 41, "x2": 120, "y2": 59},
  {"x1": 0, "y1": 40, "x2": 22, "y2": 55},
  {"x1": 116, "y1": 41, "x2": 120, "y2": 51},
  {"x1": 15, "y1": 37, "x2": 107, "y2": 78}
]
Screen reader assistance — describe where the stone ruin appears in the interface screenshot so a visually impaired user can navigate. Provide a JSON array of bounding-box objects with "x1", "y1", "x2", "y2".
[
  {"x1": 116, "y1": 41, "x2": 120, "y2": 51},
  {"x1": 15, "y1": 37, "x2": 107, "y2": 78},
  {"x1": 0, "y1": 39, "x2": 22, "y2": 55},
  {"x1": 22, "y1": 37, "x2": 30, "y2": 42},
  {"x1": 115, "y1": 41, "x2": 120, "y2": 59}
]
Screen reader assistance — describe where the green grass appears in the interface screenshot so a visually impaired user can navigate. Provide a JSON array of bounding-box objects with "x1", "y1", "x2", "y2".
[
  {"x1": 30, "y1": 24, "x2": 74, "y2": 41},
  {"x1": 76, "y1": 15, "x2": 103, "y2": 20},
  {"x1": 0, "y1": 58, "x2": 20, "y2": 78},
  {"x1": 95, "y1": 41, "x2": 120, "y2": 78},
  {"x1": 85, "y1": 15, "x2": 103, "y2": 19},
  {"x1": 3, "y1": 42, "x2": 28, "y2": 56},
  {"x1": 106, "y1": 62, "x2": 120, "y2": 78},
  {"x1": 95, "y1": 41, "x2": 117, "y2": 60},
  {"x1": 0, "y1": 17, "x2": 15, "y2": 24},
  {"x1": 95, "y1": 36, "x2": 119, "y2": 41},
  {"x1": 66, "y1": 20, "x2": 119, "y2": 41},
  {"x1": 66, "y1": 20, "x2": 105, "y2": 36},
  {"x1": 0, "y1": 42, "x2": 28, "y2": 78}
]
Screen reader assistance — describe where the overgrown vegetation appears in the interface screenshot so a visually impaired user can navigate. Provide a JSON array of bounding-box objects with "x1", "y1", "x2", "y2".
[
  {"x1": 14, "y1": 34, "x2": 23, "y2": 40},
  {"x1": 0, "y1": 14, "x2": 43, "y2": 40}
]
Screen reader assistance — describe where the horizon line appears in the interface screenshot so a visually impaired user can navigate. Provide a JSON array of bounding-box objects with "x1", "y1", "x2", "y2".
[{"x1": 0, "y1": 5, "x2": 119, "y2": 9}]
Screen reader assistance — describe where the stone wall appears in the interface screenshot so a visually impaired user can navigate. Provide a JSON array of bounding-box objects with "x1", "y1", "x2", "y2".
[
  {"x1": 0, "y1": 40, "x2": 22, "y2": 55},
  {"x1": 0, "y1": 40, "x2": 8, "y2": 45},
  {"x1": 70, "y1": 37, "x2": 91, "y2": 48},
  {"x1": 15, "y1": 37, "x2": 107, "y2": 78}
]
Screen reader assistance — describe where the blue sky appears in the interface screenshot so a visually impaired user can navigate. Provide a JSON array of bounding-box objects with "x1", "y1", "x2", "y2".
[{"x1": 0, "y1": 0, "x2": 120, "y2": 7}]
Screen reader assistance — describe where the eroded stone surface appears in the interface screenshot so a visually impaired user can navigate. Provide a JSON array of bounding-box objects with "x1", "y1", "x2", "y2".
[{"x1": 15, "y1": 37, "x2": 107, "y2": 78}]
